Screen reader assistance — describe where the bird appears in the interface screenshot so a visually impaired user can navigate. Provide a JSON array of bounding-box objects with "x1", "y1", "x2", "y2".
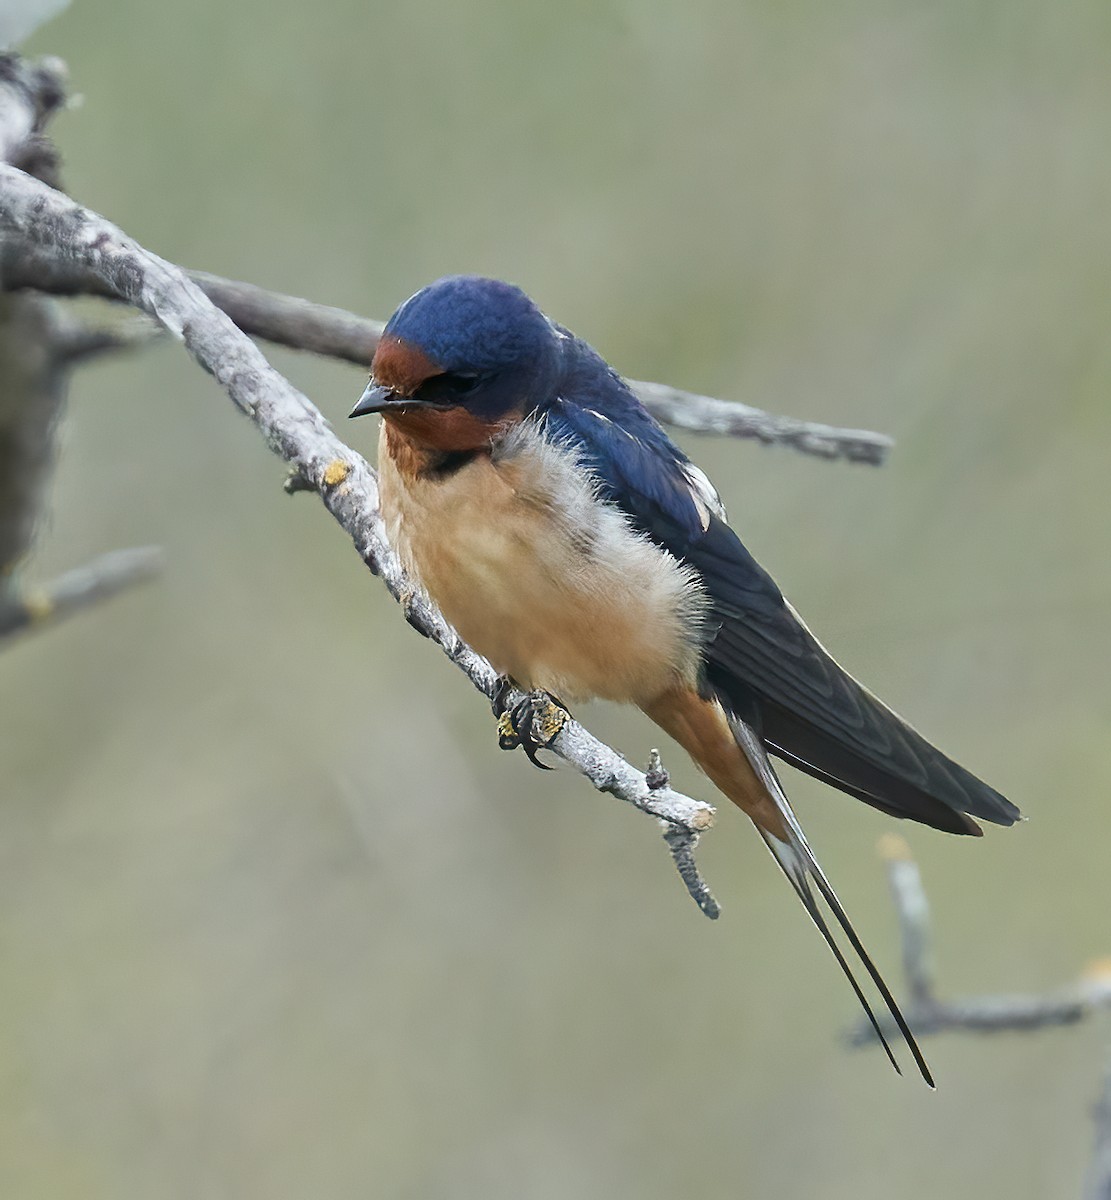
[{"x1": 349, "y1": 275, "x2": 1021, "y2": 1085}]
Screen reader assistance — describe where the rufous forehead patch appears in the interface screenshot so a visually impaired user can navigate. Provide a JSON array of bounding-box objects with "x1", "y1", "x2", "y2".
[{"x1": 371, "y1": 336, "x2": 442, "y2": 397}]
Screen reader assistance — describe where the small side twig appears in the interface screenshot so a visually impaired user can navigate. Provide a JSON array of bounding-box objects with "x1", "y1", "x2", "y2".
[
  {"x1": 52, "y1": 311, "x2": 162, "y2": 365},
  {"x1": 661, "y1": 822, "x2": 720, "y2": 921},
  {"x1": 0, "y1": 545, "x2": 163, "y2": 644},
  {"x1": 644, "y1": 747, "x2": 720, "y2": 919}
]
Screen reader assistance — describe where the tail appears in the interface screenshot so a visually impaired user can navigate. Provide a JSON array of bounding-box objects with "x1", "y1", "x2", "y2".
[
  {"x1": 642, "y1": 685, "x2": 933, "y2": 1086},
  {"x1": 727, "y1": 710, "x2": 934, "y2": 1087}
]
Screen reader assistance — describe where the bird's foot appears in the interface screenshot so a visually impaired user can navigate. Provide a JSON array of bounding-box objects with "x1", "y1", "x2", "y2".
[
  {"x1": 490, "y1": 674, "x2": 519, "y2": 719},
  {"x1": 495, "y1": 684, "x2": 569, "y2": 770}
]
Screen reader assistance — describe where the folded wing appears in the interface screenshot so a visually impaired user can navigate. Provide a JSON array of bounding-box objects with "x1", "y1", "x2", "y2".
[{"x1": 544, "y1": 368, "x2": 1020, "y2": 835}]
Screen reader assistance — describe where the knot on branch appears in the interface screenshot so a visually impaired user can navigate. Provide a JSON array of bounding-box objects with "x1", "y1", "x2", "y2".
[
  {"x1": 645, "y1": 747, "x2": 670, "y2": 791},
  {"x1": 0, "y1": 52, "x2": 67, "y2": 185}
]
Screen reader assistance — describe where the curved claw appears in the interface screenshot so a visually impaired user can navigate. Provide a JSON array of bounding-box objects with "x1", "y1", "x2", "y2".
[{"x1": 521, "y1": 740, "x2": 555, "y2": 771}]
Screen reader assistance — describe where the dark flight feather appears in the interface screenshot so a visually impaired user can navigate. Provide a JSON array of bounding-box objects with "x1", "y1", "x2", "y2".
[
  {"x1": 728, "y1": 712, "x2": 934, "y2": 1085},
  {"x1": 541, "y1": 360, "x2": 1020, "y2": 835}
]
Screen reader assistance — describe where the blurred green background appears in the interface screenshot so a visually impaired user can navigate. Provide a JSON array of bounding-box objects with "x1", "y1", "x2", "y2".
[{"x1": 4, "y1": 0, "x2": 1111, "y2": 1196}]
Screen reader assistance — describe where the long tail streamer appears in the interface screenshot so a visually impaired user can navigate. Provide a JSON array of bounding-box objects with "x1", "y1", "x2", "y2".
[{"x1": 727, "y1": 712, "x2": 934, "y2": 1088}]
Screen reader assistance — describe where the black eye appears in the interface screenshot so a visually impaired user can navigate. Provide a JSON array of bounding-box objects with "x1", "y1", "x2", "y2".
[
  {"x1": 415, "y1": 371, "x2": 483, "y2": 404},
  {"x1": 442, "y1": 372, "x2": 481, "y2": 395}
]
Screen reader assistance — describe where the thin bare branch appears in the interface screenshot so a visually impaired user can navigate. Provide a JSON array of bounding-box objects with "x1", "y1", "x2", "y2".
[
  {"x1": 849, "y1": 835, "x2": 1111, "y2": 1196},
  {"x1": 640, "y1": 746, "x2": 719, "y2": 917},
  {"x1": 51, "y1": 310, "x2": 162, "y2": 364},
  {"x1": 183, "y1": 275, "x2": 892, "y2": 463},
  {"x1": 186, "y1": 269, "x2": 385, "y2": 365},
  {"x1": 0, "y1": 164, "x2": 719, "y2": 908},
  {"x1": 630, "y1": 379, "x2": 893, "y2": 465},
  {"x1": 0, "y1": 53, "x2": 70, "y2": 579},
  {"x1": 846, "y1": 835, "x2": 1111, "y2": 1044},
  {"x1": 0, "y1": 292, "x2": 67, "y2": 575},
  {"x1": 0, "y1": 545, "x2": 163, "y2": 644},
  {"x1": 878, "y1": 832, "x2": 936, "y2": 1009},
  {"x1": 1, "y1": 247, "x2": 893, "y2": 465},
  {"x1": 661, "y1": 824, "x2": 720, "y2": 919},
  {"x1": 1085, "y1": 1059, "x2": 1111, "y2": 1200}
]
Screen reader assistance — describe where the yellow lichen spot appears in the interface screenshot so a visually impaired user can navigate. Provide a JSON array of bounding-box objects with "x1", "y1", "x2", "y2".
[
  {"x1": 23, "y1": 590, "x2": 53, "y2": 623},
  {"x1": 496, "y1": 712, "x2": 517, "y2": 742},
  {"x1": 532, "y1": 697, "x2": 568, "y2": 744},
  {"x1": 323, "y1": 459, "x2": 351, "y2": 487}
]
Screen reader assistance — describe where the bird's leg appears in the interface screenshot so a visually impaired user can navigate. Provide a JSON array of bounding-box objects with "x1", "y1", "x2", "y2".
[
  {"x1": 495, "y1": 685, "x2": 570, "y2": 770},
  {"x1": 490, "y1": 673, "x2": 519, "y2": 718}
]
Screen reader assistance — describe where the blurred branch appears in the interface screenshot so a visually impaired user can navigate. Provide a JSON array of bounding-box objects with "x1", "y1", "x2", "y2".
[
  {"x1": 0, "y1": 53, "x2": 155, "y2": 652},
  {"x1": 847, "y1": 835, "x2": 1111, "y2": 1045},
  {"x1": 186, "y1": 269, "x2": 385, "y2": 365},
  {"x1": 0, "y1": 162, "x2": 721, "y2": 912},
  {"x1": 0, "y1": 52, "x2": 66, "y2": 183},
  {"x1": 0, "y1": 292, "x2": 69, "y2": 577},
  {"x1": 850, "y1": 835, "x2": 1111, "y2": 1199},
  {"x1": 630, "y1": 379, "x2": 892, "y2": 465},
  {"x1": 2, "y1": 250, "x2": 893, "y2": 467},
  {"x1": 0, "y1": 52, "x2": 68, "y2": 582},
  {"x1": 51, "y1": 310, "x2": 162, "y2": 365},
  {"x1": 1085, "y1": 1061, "x2": 1111, "y2": 1200},
  {"x1": 0, "y1": 546, "x2": 163, "y2": 644}
]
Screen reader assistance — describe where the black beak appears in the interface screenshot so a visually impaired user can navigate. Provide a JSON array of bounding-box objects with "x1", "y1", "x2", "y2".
[
  {"x1": 349, "y1": 382, "x2": 451, "y2": 418},
  {"x1": 349, "y1": 382, "x2": 396, "y2": 418}
]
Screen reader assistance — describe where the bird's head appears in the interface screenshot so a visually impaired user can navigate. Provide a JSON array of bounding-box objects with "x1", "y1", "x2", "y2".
[{"x1": 349, "y1": 276, "x2": 560, "y2": 449}]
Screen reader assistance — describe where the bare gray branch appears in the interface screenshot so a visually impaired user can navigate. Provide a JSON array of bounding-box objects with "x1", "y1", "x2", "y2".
[
  {"x1": 186, "y1": 269, "x2": 385, "y2": 365},
  {"x1": 0, "y1": 545, "x2": 163, "y2": 643},
  {"x1": 0, "y1": 53, "x2": 70, "y2": 582},
  {"x1": 2, "y1": 246, "x2": 893, "y2": 465},
  {"x1": 1085, "y1": 1060, "x2": 1111, "y2": 1200},
  {"x1": 847, "y1": 835, "x2": 1111, "y2": 1197},
  {"x1": 0, "y1": 54, "x2": 152, "y2": 655},
  {"x1": 0, "y1": 164, "x2": 719, "y2": 899},
  {"x1": 0, "y1": 292, "x2": 67, "y2": 576},
  {"x1": 52, "y1": 310, "x2": 161, "y2": 364},
  {"x1": 661, "y1": 825, "x2": 720, "y2": 919},
  {"x1": 847, "y1": 835, "x2": 1111, "y2": 1044},
  {"x1": 630, "y1": 379, "x2": 893, "y2": 465}
]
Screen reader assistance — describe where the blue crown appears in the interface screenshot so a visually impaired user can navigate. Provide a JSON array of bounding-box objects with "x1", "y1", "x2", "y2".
[{"x1": 385, "y1": 275, "x2": 556, "y2": 373}]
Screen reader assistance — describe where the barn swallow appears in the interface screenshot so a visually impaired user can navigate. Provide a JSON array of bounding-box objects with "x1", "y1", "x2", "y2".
[{"x1": 350, "y1": 275, "x2": 1020, "y2": 1085}]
